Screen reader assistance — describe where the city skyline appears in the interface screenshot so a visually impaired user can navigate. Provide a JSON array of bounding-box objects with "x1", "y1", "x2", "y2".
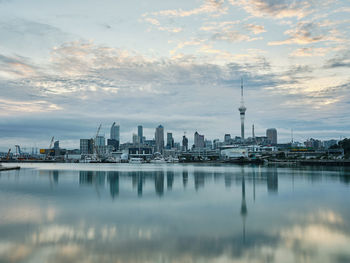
[{"x1": 0, "y1": 0, "x2": 350, "y2": 151}]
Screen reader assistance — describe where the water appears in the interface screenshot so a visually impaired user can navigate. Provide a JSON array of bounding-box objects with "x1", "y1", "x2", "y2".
[{"x1": 0, "y1": 163, "x2": 349, "y2": 263}]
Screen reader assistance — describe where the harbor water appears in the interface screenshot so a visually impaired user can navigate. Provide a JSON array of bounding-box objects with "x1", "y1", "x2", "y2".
[{"x1": 0, "y1": 163, "x2": 349, "y2": 263}]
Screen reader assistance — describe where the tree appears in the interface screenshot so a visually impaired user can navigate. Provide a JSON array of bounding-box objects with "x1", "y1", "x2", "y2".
[{"x1": 338, "y1": 138, "x2": 350, "y2": 158}]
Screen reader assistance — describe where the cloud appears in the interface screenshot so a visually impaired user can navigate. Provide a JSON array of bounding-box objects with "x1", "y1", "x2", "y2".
[
  {"x1": 149, "y1": 0, "x2": 228, "y2": 18},
  {"x1": 290, "y1": 47, "x2": 330, "y2": 57},
  {"x1": 199, "y1": 21, "x2": 264, "y2": 43},
  {"x1": 244, "y1": 23, "x2": 266, "y2": 34},
  {"x1": 143, "y1": 17, "x2": 183, "y2": 33},
  {"x1": 229, "y1": 0, "x2": 312, "y2": 19},
  {"x1": 325, "y1": 50, "x2": 350, "y2": 68},
  {"x1": 268, "y1": 21, "x2": 344, "y2": 46},
  {"x1": 0, "y1": 54, "x2": 39, "y2": 78},
  {"x1": 212, "y1": 30, "x2": 262, "y2": 42},
  {"x1": 0, "y1": 98, "x2": 62, "y2": 115}
]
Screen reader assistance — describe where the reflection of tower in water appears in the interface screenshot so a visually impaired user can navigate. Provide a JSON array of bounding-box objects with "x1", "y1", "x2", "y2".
[
  {"x1": 107, "y1": 171, "x2": 119, "y2": 199},
  {"x1": 167, "y1": 171, "x2": 174, "y2": 190},
  {"x1": 53, "y1": 170, "x2": 59, "y2": 184},
  {"x1": 194, "y1": 171, "x2": 204, "y2": 191},
  {"x1": 267, "y1": 167, "x2": 278, "y2": 194},
  {"x1": 155, "y1": 171, "x2": 164, "y2": 197},
  {"x1": 240, "y1": 169, "x2": 247, "y2": 243},
  {"x1": 182, "y1": 170, "x2": 188, "y2": 188}
]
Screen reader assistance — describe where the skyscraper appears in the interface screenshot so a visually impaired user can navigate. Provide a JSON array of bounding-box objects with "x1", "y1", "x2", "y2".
[
  {"x1": 166, "y1": 132, "x2": 174, "y2": 149},
  {"x1": 132, "y1": 133, "x2": 139, "y2": 144},
  {"x1": 155, "y1": 125, "x2": 164, "y2": 153},
  {"x1": 138, "y1": 125, "x2": 143, "y2": 144},
  {"x1": 110, "y1": 122, "x2": 120, "y2": 142},
  {"x1": 266, "y1": 128, "x2": 277, "y2": 145},
  {"x1": 182, "y1": 135, "x2": 188, "y2": 151},
  {"x1": 238, "y1": 79, "x2": 247, "y2": 140},
  {"x1": 194, "y1": 131, "x2": 205, "y2": 148}
]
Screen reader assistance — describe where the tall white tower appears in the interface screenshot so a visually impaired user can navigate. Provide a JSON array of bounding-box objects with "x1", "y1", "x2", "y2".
[{"x1": 238, "y1": 78, "x2": 247, "y2": 140}]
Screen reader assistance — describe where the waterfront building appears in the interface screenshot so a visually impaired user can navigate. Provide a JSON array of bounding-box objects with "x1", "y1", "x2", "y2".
[
  {"x1": 304, "y1": 138, "x2": 322, "y2": 149},
  {"x1": 323, "y1": 139, "x2": 338, "y2": 149},
  {"x1": 266, "y1": 128, "x2": 277, "y2": 145},
  {"x1": 155, "y1": 125, "x2": 164, "y2": 153},
  {"x1": 138, "y1": 125, "x2": 143, "y2": 144},
  {"x1": 255, "y1": 136, "x2": 268, "y2": 145},
  {"x1": 166, "y1": 133, "x2": 174, "y2": 149},
  {"x1": 182, "y1": 135, "x2": 188, "y2": 151},
  {"x1": 107, "y1": 139, "x2": 119, "y2": 151},
  {"x1": 213, "y1": 139, "x2": 222, "y2": 149},
  {"x1": 95, "y1": 135, "x2": 105, "y2": 147},
  {"x1": 80, "y1": 139, "x2": 93, "y2": 154},
  {"x1": 238, "y1": 79, "x2": 247, "y2": 140},
  {"x1": 224, "y1": 134, "x2": 231, "y2": 144},
  {"x1": 54, "y1": 140, "x2": 60, "y2": 156},
  {"x1": 194, "y1": 131, "x2": 205, "y2": 149},
  {"x1": 205, "y1": 139, "x2": 213, "y2": 149},
  {"x1": 144, "y1": 139, "x2": 156, "y2": 147},
  {"x1": 132, "y1": 133, "x2": 139, "y2": 144},
  {"x1": 110, "y1": 122, "x2": 120, "y2": 142},
  {"x1": 174, "y1": 142, "x2": 181, "y2": 150}
]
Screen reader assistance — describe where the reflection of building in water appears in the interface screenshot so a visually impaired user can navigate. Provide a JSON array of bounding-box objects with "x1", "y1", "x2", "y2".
[
  {"x1": 79, "y1": 171, "x2": 106, "y2": 186},
  {"x1": 155, "y1": 172, "x2": 164, "y2": 196},
  {"x1": 241, "y1": 171, "x2": 247, "y2": 243},
  {"x1": 167, "y1": 171, "x2": 174, "y2": 190},
  {"x1": 225, "y1": 174, "x2": 232, "y2": 188},
  {"x1": 194, "y1": 171, "x2": 204, "y2": 191},
  {"x1": 137, "y1": 173, "x2": 143, "y2": 197},
  {"x1": 53, "y1": 170, "x2": 59, "y2": 184},
  {"x1": 130, "y1": 172, "x2": 143, "y2": 196},
  {"x1": 267, "y1": 168, "x2": 278, "y2": 193},
  {"x1": 107, "y1": 172, "x2": 119, "y2": 199},
  {"x1": 79, "y1": 171, "x2": 93, "y2": 184},
  {"x1": 182, "y1": 171, "x2": 188, "y2": 188}
]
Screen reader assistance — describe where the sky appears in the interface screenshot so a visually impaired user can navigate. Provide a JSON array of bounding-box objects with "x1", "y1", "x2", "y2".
[{"x1": 0, "y1": 0, "x2": 350, "y2": 151}]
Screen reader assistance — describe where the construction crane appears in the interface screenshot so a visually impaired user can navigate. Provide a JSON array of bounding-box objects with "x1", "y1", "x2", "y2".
[
  {"x1": 46, "y1": 136, "x2": 55, "y2": 159},
  {"x1": 93, "y1": 124, "x2": 102, "y2": 161},
  {"x1": 6, "y1": 148, "x2": 11, "y2": 160}
]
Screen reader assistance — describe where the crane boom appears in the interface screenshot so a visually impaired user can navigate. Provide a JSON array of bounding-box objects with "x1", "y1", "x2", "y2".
[
  {"x1": 46, "y1": 136, "x2": 55, "y2": 159},
  {"x1": 93, "y1": 124, "x2": 102, "y2": 160},
  {"x1": 6, "y1": 148, "x2": 11, "y2": 160},
  {"x1": 49, "y1": 137, "x2": 54, "y2": 149}
]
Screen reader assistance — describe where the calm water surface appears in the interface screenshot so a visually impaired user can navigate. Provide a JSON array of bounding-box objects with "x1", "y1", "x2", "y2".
[{"x1": 0, "y1": 163, "x2": 349, "y2": 263}]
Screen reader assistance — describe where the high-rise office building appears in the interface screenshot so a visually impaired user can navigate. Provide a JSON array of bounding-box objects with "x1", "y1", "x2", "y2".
[
  {"x1": 238, "y1": 79, "x2": 247, "y2": 140},
  {"x1": 166, "y1": 132, "x2": 174, "y2": 149},
  {"x1": 138, "y1": 125, "x2": 143, "y2": 144},
  {"x1": 132, "y1": 133, "x2": 139, "y2": 144},
  {"x1": 224, "y1": 134, "x2": 231, "y2": 144},
  {"x1": 80, "y1": 139, "x2": 93, "y2": 154},
  {"x1": 110, "y1": 122, "x2": 120, "y2": 142},
  {"x1": 266, "y1": 128, "x2": 277, "y2": 145},
  {"x1": 95, "y1": 136, "x2": 105, "y2": 146},
  {"x1": 194, "y1": 131, "x2": 205, "y2": 148},
  {"x1": 155, "y1": 125, "x2": 164, "y2": 153},
  {"x1": 107, "y1": 139, "x2": 119, "y2": 151},
  {"x1": 182, "y1": 135, "x2": 188, "y2": 151}
]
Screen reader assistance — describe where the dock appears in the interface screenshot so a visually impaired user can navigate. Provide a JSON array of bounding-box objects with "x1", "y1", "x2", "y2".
[{"x1": 0, "y1": 165, "x2": 21, "y2": 171}]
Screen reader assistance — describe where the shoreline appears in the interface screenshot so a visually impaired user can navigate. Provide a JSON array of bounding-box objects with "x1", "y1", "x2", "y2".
[{"x1": 1, "y1": 159, "x2": 350, "y2": 167}]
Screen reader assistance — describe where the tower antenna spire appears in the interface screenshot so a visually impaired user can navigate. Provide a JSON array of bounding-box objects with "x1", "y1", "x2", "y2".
[{"x1": 238, "y1": 77, "x2": 247, "y2": 141}]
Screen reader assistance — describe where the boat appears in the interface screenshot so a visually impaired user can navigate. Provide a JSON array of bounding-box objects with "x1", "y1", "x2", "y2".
[
  {"x1": 166, "y1": 157, "x2": 179, "y2": 163},
  {"x1": 150, "y1": 157, "x2": 166, "y2": 164},
  {"x1": 129, "y1": 157, "x2": 144, "y2": 164}
]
